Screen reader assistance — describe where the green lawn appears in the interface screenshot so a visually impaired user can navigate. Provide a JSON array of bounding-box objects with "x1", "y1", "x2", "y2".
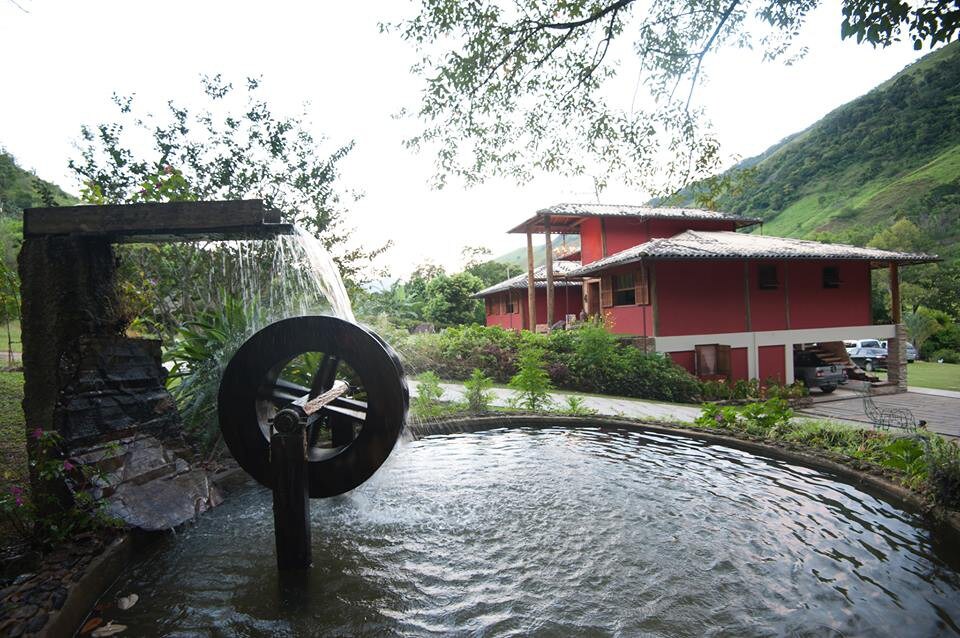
[
  {"x1": 0, "y1": 320, "x2": 20, "y2": 353},
  {"x1": 0, "y1": 371, "x2": 26, "y2": 488},
  {"x1": 878, "y1": 361, "x2": 960, "y2": 392}
]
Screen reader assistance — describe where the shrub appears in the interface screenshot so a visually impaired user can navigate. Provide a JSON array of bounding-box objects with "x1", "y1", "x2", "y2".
[
  {"x1": 463, "y1": 368, "x2": 494, "y2": 414},
  {"x1": 509, "y1": 346, "x2": 554, "y2": 411},
  {"x1": 696, "y1": 398, "x2": 792, "y2": 436},
  {"x1": 925, "y1": 436, "x2": 960, "y2": 509},
  {"x1": 561, "y1": 395, "x2": 597, "y2": 416},
  {"x1": 412, "y1": 371, "x2": 445, "y2": 419},
  {"x1": 931, "y1": 349, "x2": 960, "y2": 364}
]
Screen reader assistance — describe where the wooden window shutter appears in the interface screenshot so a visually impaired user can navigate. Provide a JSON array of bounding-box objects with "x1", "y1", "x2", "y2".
[
  {"x1": 601, "y1": 276, "x2": 613, "y2": 308},
  {"x1": 499, "y1": 294, "x2": 506, "y2": 315},
  {"x1": 635, "y1": 266, "x2": 650, "y2": 305},
  {"x1": 716, "y1": 345, "x2": 731, "y2": 377},
  {"x1": 485, "y1": 297, "x2": 492, "y2": 314}
]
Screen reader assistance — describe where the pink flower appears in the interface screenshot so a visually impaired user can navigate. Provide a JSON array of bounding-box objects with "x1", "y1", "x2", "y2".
[
  {"x1": 9, "y1": 486, "x2": 23, "y2": 507},
  {"x1": 32, "y1": 427, "x2": 43, "y2": 440},
  {"x1": 63, "y1": 460, "x2": 75, "y2": 472}
]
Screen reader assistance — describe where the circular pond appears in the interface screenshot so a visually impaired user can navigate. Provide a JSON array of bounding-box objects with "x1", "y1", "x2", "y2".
[{"x1": 101, "y1": 427, "x2": 960, "y2": 636}]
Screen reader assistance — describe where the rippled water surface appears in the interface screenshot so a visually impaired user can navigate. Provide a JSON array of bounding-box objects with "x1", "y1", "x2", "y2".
[{"x1": 104, "y1": 427, "x2": 960, "y2": 637}]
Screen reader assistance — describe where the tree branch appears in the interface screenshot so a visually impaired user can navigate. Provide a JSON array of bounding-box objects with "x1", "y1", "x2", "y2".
[
  {"x1": 685, "y1": 0, "x2": 741, "y2": 112},
  {"x1": 532, "y1": 0, "x2": 636, "y2": 31}
]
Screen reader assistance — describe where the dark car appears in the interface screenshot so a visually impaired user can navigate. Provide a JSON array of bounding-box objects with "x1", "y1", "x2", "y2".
[
  {"x1": 794, "y1": 350, "x2": 845, "y2": 393},
  {"x1": 844, "y1": 339, "x2": 887, "y2": 371}
]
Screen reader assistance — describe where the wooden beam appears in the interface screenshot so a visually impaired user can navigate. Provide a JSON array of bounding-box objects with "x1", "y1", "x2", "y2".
[
  {"x1": 889, "y1": 262, "x2": 901, "y2": 324},
  {"x1": 545, "y1": 216, "x2": 555, "y2": 330},
  {"x1": 743, "y1": 261, "x2": 752, "y2": 331},
  {"x1": 650, "y1": 263, "x2": 659, "y2": 336},
  {"x1": 526, "y1": 230, "x2": 536, "y2": 331},
  {"x1": 23, "y1": 199, "x2": 293, "y2": 242},
  {"x1": 600, "y1": 217, "x2": 608, "y2": 258}
]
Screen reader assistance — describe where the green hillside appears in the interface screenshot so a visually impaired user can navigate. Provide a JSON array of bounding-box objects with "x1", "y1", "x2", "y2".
[
  {"x1": 494, "y1": 234, "x2": 581, "y2": 267},
  {"x1": 0, "y1": 150, "x2": 78, "y2": 215},
  {"x1": 676, "y1": 41, "x2": 960, "y2": 257}
]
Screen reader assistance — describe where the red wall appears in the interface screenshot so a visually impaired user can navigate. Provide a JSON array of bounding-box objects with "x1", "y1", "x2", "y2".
[
  {"x1": 485, "y1": 287, "x2": 582, "y2": 330},
  {"x1": 758, "y1": 345, "x2": 786, "y2": 383},
  {"x1": 731, "y1": 347, "x2": 749, "y2": 380},
  {"x1": 667, "y1": 347, "x2": 749, "y2": 380},
  {"x1": 787, "y1": 261, "x2": 871, "y2": 329},
  {"x1": 579, "y1": 217, "x2": 740, "y2": 265},
  {"x1": 604, "y1": 218, "x2": 650, "y2": 256},
  {"x1": 580, "y1": 218, "x2": 604, "y2": 264},
  {"x1": 655, "y1": 260, "x2": 748, "y2": 336},
  {"x1": 484, "y1": 292, "x2": 523, "y2": 330},
  {"x1": 669, "y1": 351, "x2": 695, "y2": 374},
  {"x1": 607, "y1": 305, "x2": 654, "y2": 336},
  {"x1": 748, "y1": 262, "x2": 788, "y2": 331}
]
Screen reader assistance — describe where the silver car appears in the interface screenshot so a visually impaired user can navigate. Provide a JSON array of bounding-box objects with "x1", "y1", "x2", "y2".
[{"x1": 880, "y1": 340, "x2": 917, "y2": 363}]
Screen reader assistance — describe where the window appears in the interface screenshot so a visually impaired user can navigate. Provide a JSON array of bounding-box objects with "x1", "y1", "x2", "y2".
[
  {"x1": 505, "y1": 293, "x2": 516, "y2": 314},
  {"x1": 822, "y1": 266, "x2": 841, "y2": 288},
  {"x1": 695, "y1": 344, "x2": 732, "y2": 378},
  {"x1": 613, "y1": 273, "x2": 636, "y2": 306},
  {"x1": 758, "y1": 265, "x2": 778, "y2": 290}
]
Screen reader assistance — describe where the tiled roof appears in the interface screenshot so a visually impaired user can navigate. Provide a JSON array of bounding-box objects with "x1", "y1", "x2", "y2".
[
  {"x1": 507, "y1": 203, "x2": 760, "y2": 233},
  {"x1": 472, "y1": 261, "x2": 583, "y2": 298},
  {"x1": 568, "y1": 230, "x2": 939, "y2": 276}
]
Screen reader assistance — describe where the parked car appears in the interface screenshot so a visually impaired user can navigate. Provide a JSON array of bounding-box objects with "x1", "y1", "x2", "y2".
[
  {"x1": 794, "y1": 350, "x2": 845, "y2": 393},
  {"x1": 880, "y1": 340, "x2": 918, "y2": 363},
  {"x1": 844, "y1": 339, "x2": 887, "y2": 371}
]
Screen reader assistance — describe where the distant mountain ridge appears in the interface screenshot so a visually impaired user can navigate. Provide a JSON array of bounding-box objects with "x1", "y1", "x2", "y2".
[
  {"x1": 0, "y1": 151, "x2": 78, "y2": 214},
  {"x1": 671, "y1": 41, "x2": 960, "y2": 258}
]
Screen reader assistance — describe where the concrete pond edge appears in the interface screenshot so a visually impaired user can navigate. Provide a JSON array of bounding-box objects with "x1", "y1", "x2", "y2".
[{"x1": 409, "y1": 414, "x2": 960, "y2": 534}]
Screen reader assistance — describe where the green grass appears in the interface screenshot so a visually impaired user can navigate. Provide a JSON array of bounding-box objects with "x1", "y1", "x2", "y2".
[
  {"x1": 0, "y1": 320, "x2": 21, "y2": 353},
  {"x1": 877, "y1": 361, "x2": 960, "y2": 392},
  {"x1": 0, "y1": 371, "x2": 26, "y2": 495}
]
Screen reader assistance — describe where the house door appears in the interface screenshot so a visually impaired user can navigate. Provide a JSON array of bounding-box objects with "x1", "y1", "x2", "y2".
[{"x1": 586, "y1": 280, "x2": 600, "y2": 317}]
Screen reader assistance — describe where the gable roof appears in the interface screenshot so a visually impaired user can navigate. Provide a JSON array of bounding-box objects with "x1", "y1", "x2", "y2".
[
  {"x1": 568, "y1": 230, "x2": 939, "y2": 276},
  {"x1": 507, "y1": 203, "x2": 761, "y2": 234},
  {"x1": 472, "y1": 261, "x2": 583, "y2": 298}
]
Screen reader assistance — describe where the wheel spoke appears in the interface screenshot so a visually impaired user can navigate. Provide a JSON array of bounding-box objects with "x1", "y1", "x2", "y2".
[
  {"x1": 260, "y1": 379, "x2": 310, "y2": 407},
  {"x1": 310, "y1": 354, "x2": 340, "y2": 398}
]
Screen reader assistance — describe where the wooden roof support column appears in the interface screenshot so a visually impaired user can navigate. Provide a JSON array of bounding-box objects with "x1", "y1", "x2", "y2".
[
  {"x1": 545, "y1": 216, "x2": 554, "y2": 331},
  {"x1": 889, "y1": 262, "x2": 901, "y2": 324},
  {"x1": 526, "y1": 229, "x2": 536, "y2": 331}
]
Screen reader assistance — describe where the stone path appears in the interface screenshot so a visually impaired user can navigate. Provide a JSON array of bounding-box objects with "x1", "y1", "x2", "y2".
[
  {"x1": 408, "y1": 380, "x2": 703, "y2": 423},
  {"x1": 799, "y1": 391, "x2": 960, "y2": 438},
  {"x1": 410, "y1": 380, "x2": 960, "y2": 438}
]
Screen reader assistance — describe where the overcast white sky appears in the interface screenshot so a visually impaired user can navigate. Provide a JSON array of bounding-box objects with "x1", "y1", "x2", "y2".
[{"x1": 0, "y1": 1, "x2": 933, "y2": 279}]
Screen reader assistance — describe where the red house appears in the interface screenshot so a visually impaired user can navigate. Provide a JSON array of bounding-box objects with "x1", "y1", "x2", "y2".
[{"x1": 482, "y1": 203, "x2": 937, "y2": 388}]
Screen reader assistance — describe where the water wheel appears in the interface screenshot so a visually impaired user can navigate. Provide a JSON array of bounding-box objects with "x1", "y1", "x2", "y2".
[{"x1": 217, "y1": 316, "x2": 408, "y2": 498}]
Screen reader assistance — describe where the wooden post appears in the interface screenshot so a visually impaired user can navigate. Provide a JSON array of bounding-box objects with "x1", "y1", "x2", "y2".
[
  {"x1": 526, "y1": 230, "x2": 536, "y2": 331},
  {"x1": 889, "y1": 262, "x2": 901, "y2": 324},
  {"x1": 271, "y1": 413, "x2": 311, "y2": 570},
  {"x1": 545, "y1": 216, "x2": 555, "y2": 330}
]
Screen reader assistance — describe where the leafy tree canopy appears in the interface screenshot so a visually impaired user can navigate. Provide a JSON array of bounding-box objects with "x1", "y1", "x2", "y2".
[
  {"x1": 70, "y1": 75, "x2": 386, "y2": 285},
  {"x1": 390, "y1": 0, "x2": 959, "y2": 192},
  {"x1": 423, "y1": 272, "x2": 484, "y2": 326}
]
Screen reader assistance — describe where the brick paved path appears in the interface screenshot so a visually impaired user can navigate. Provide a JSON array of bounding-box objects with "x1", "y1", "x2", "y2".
[{"x1": 799, "y1": 391, "x2": 960, "y2": 438}]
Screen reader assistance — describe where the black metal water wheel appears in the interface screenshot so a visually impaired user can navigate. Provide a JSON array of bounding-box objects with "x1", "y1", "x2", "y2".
[{"x1": 218, "y1": 316, "x2": 408, "y2": 498}]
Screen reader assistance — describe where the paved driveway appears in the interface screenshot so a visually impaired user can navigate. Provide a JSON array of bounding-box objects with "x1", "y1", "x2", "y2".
[{"x1": 799, "y1": 391, "x2": 960, "y2": 438}]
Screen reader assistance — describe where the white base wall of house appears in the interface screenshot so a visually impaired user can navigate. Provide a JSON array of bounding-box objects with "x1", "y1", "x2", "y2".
[{"x1": 654, "y1": 324, "x2": 898, "y2": 382}]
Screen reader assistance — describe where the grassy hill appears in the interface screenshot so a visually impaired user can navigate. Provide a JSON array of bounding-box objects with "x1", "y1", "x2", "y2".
[
  {"x1": 673, "y1": 41, "x2": 960, "y2": 257},
  {"x1": 0, "y1": 150, "x2": 77, "y2": 215},
  {"x1": 494, "y1": 234, "x2": 581, "y2": 267}
]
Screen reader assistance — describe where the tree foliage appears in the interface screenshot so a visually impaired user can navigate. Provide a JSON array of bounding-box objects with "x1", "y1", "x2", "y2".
[
  {"x1": 70, "y1": 76, "x2": 385, "y2": 335},
  {"x1": 423, "y1": 272, "x2": 484, "y2": 326},
  {"x1": 391, "y1": 0, "x2": 959, "y2": 191}
]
